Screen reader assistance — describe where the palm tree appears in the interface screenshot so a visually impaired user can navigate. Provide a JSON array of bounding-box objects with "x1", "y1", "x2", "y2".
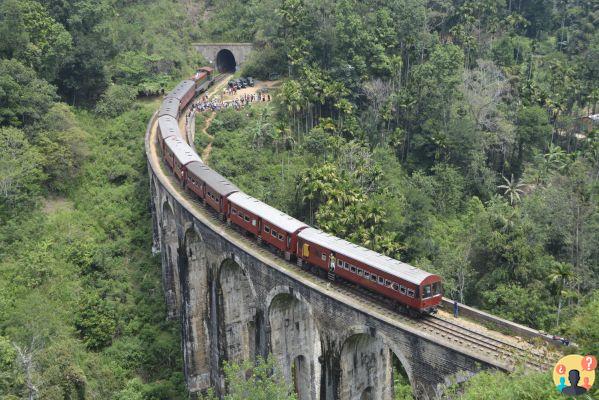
[
  {"x1": 549, "y1": 262, "x2": 574, "y2": 327},
  {"x1": 498, "y1": 174, "x2": 526, "y2": 206}
]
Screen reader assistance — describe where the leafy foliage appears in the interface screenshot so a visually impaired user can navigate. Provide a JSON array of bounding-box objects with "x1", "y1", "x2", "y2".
[{"x1": 199, "y1": 356, "x2": 297, "y2": 400}]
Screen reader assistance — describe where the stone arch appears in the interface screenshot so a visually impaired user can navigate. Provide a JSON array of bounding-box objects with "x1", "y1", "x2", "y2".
[
  {"x1": 267, "y1": 287, "x2": 321, "y2": 400},
  {"x1": 360, "y1": 387, "x2": 373, "y2": 400},
  {"x1": 338, "y1": 326, "x2": 415, "y2": 397},
  {"x1": 217, "y1": 258, "x2": 257, "y2": 365},
  {"x1": 216, "y1": 49, "x2": 236, "y2": 73},
  {"x1": 180, "y1": 227, "x2": 211, "y2": 392},
  {"x1": 161, "y1": 200, "x2": 180, "y2": 319},
  {"x1": 338, "y1": 328, "x2": 394, "y2": 400}
]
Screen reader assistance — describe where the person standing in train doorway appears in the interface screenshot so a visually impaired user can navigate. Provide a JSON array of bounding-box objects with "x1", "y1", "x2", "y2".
[{"x1": 453, "y1": 300, "x2": 459, "y2": 318}]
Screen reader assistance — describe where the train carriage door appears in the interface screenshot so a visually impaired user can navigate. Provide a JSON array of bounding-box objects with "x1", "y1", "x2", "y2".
[{"x1": 302, "y1": 243, "x2": 310, "y2": 257}]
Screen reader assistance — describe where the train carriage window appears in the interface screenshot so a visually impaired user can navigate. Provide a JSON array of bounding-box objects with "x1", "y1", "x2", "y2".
[
  {"x1": 277, "y1": 233, "x2": 284, "y2": 241},
  {"x1": 407, "y1": 289, "x2": 415, "y2": 298},
  {"x1": 364, "y1": 271, "x2": 370, "y2": 279},
  {"x1": 350, "y1": 265, "x2": 356, "y2": 273},
  {"x1": 400, "y1": 285, "x2": 406, "y2": 294},
  {"x1": 423, "y1": 285, "x2": 432, "y2": 299},
  {"x1": 370, "y1": 274, "x2": 377, "y2": 282},
  {"x1": 271, "y1": 229, "x2": 277, "y2": 237},
  {"x1": 264, "y1": 226, "x2": 270, "y2": 233},
  {"x1": 321, "y1": 253, "x2": 326, "y2": 261},
  {"x1": 385, "y1": 280, "x2": 392, "y2": 288},
  {"x1": 337, "y1": 259, "x2": 343, "y2": 267},
  {"x1": 244, "y1": 215, "x2": 250, "y2": 222},
  {"x1": 252, "y1": 219, "x2": 257, "y2": 226},
  {"x1": 343, "y1": 262, "x2": 349, "y2": 270},
  {"x1": 287, "y1": 236, "x2": 291, "y2": 247},
  {"x1": 302, "y1": 243, "x2": 310, "y2": 257},
  {"x1": 357, "y1": 268, "x2": 363, "y2": 276},
  {"x1": 392, "y1": 283, "x2": 399, "y2": 291},
  {"x1": 378, "y1": 276, "x2": 384, "y2": 285},
  {"x1": 432, "y1": 282, "x2": 441, "y2": 296}
]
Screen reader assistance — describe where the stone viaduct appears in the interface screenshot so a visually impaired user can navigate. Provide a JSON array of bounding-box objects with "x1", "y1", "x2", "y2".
[
  {"x1": 144, "y1": 113, "x2": 528, "y2": 399},
  {"x1": 193, "y1": 43, "x2": 253, "y2": 73}
]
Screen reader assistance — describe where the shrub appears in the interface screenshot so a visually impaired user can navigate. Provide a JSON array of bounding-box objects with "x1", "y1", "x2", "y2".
[{"x1": 94, "y1": 85, "x2": 137, "y2": 118}]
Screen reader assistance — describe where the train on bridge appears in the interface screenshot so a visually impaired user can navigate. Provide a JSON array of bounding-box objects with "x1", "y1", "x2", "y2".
[{"x1": 155, "y1": 68, "x2": 443, "y2": 315}]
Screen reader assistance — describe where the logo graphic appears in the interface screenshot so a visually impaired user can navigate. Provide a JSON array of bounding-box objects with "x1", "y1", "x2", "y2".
[{"x1": 553, "y1": 354, "x2": 596, "y2": 396}]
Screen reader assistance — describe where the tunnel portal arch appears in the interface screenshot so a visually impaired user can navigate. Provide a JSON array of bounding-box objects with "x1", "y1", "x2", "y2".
[{"x1": 216, "y1": 49, "x2": 236, "y2": 73}]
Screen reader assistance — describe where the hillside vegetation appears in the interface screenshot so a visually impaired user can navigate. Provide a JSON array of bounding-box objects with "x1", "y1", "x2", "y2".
[
  {"x1": 0, "y1": 0, "x2": 200, "y2": 398},
  {"x1": 0, "y1": 0, "x2": 597, "y2": 399}
]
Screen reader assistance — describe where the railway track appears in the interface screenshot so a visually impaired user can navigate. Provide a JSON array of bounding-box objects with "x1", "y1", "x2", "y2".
[{"x1": 159, "y1": 166, "x2": 554, "y2": 372}]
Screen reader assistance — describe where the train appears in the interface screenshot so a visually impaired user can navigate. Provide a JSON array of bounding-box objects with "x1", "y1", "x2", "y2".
[{"x1": 155, "y1": 68, "x2": 443, "y2": 315}]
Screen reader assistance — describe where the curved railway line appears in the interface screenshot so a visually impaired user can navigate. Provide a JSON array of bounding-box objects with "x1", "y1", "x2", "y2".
[{"x1": 155, "y1": 80, "x2": 559, "y2": 373}]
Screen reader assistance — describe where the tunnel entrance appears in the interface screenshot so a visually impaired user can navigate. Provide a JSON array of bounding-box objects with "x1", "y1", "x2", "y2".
[{"x1": 216, "y1": 49, "x2": 236, "y2": 73}]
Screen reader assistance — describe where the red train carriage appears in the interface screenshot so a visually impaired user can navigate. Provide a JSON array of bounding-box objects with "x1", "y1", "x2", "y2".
[
  {"x1": 156, "y1": 115, "x2": 179, "y2": 152},
  {"x1": 227, "y1": 193, "x2": 308, "y2": 260},
  {"x1": 163, "y1": 136, "x2": 202, "y2": 182},
  {"x1": 185, "y1": 162, "x2": 239, "y2": 217},
  {"x1": 168, "y1": 80, "x2": 197, "y2": 111},
  {"x1": 159, "y1": 97, "x2": 180, "y2": 119},
  {"x1": 297, "y1": 228, "x2": 442, "y2": 313}
]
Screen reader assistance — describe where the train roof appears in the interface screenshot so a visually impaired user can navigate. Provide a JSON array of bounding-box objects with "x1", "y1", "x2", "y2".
[
  {"x1": 164, "y1": 136, "x2": 202, "y2": 165},
  {"x1": 157, "y1": 115, "x2": 180, "y2": 140},
  {"x1": 168, "y1": 80, "x2": 196, "y2": 100},
  {"x1": 298, "y1": 227, "x2": 434, "y2": 285},
  {"x1": 228, "y1": 192, "x2": 308, "y2": 234},
  {"x1": 158, "y1": 97, "x2": 180, "y2": 118},
  {"x1": 187, "y1": 163, "x2": 239, "y2": 196}
]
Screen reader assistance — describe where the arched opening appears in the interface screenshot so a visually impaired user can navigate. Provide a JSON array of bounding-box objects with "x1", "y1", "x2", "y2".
[
  {"x1": 268, "y1": 290, "x2": 321, "y2": 400},
  {"x1": 339, "y1": 333, "x2": 393, "y2": 400},
  {"x1": 360, "y1": 387, "x2": 373, "y2": 400},
  {"x1": 216, "y1": 49, "x2": 236, "y2": 73},
  {"x1": 217, "y1": 258, "x2": 256, "y2": 364},
  {"x1": 391, "y1": 353, "x2": 412, "y2": 400}
]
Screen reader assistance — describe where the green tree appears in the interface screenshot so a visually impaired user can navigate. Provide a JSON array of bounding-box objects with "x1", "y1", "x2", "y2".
[
  {"x1": 94, "y1": 84, "x2": 137, "y2": 118},
  {"x1": 0, "y1": 0, "x2": 72, "y2": 81},
  {"x1": 33, "y1": 103, "x2": 89, "y2": 193},
  {"x1": 513, "y1": 105, "x2": 552, "y2": 174},
  {"x1": 0, "y1": 126, "x2": 45, "y2": 216},
  {"x1": 444, "y1": 368, "x2": 562, "y2": 400},
  {"x1": 0, "y1": 59, "x2": 57, "y2": 127},
  {"x1": 567, "y1": 290, "x2": 599, "y2": 356},
  {"x1": 200, "y1": 357, "x2": 296, "y2": 400},
  {"x1": 497, "y1": 174, "x2": 526, "y2": 206},
  {"x1": 75, "y1": 293, "x2": 117, "y2": 351}
]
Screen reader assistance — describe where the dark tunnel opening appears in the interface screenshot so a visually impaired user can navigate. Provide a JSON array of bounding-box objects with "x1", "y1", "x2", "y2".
[{"x1": 216, "y1": 49, "x2": 236, "y2": 73}]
